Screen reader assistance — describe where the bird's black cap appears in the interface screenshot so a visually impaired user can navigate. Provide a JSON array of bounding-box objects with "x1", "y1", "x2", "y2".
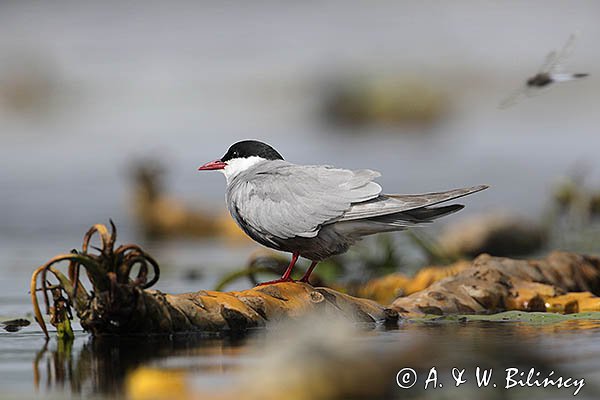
[{"x1": 221, "y1": 140, "x2": 284, "y2": 162}]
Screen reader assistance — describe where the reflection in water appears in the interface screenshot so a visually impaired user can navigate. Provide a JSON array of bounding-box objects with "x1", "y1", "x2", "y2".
[
  {"x1": 31, "y1": 320, "x2": 600, "y2": 399},
  {"x1": 33, "y1": 333, "x2": 253, "y2": 397}
]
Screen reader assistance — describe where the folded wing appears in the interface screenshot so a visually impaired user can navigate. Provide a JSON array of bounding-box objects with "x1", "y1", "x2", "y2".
[{"x1": 227, "y1": 161, "x2": 382, "y2": 239}]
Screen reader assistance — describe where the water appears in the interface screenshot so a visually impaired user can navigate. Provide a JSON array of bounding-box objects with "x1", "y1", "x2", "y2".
[
  {"x1": 2, "y1": 1, "x2": 600, "y2": 398},
  {"x1": 3, "y1": 321, "x2": 600, "y2": 398}
]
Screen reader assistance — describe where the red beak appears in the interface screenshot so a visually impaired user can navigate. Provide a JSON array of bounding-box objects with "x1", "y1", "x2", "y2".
[{"x1": 198, "y1": 160, "x2": 227, "y2": 171}]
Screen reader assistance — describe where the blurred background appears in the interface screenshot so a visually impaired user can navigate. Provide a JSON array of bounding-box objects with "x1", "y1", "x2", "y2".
[{"x1": 2, "y1": 1, "x2": 600, "y2": 398}]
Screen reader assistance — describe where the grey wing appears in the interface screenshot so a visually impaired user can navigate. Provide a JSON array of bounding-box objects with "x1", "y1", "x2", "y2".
[
  {"x1": 228, "y1": 162, "x2": 382, "y2": 239},
  {"x1": 337, "y1": 185, "x2": 488, "y2": 222}
]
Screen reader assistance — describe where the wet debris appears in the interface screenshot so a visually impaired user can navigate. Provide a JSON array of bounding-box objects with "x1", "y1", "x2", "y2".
[
  {"x1": 1, "y1": 318, "x2": 31, "y2": 332},
  {"x1": 356, "y1": 261, "x2": 471, "y2": 304},
  {"x1": 391, "y1": 252, "x2": 600, "y2": 316},
  {"x1": 30, "y1": 222, "x2": 394, "y2": 338}
]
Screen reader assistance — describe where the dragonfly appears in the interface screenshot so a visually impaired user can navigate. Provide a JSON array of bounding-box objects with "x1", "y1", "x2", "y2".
[{"x1": 500, "y1": 34, "x2": 589, "y2": 108}]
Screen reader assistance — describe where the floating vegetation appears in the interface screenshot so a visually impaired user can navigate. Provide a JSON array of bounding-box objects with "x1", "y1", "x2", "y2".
[
  {"x1": 355, "y1": 260, "x2": 471, "y2": 304},
  {"x1": 30, "y1": 221, "x2": 600, "y2": 341},
  {"x1": 412, "y1": 310, "x2": 600, "y2": 324},
  {"x1": 31, "y1": 221, "x2": 160, "y2": 338},
  {"x1": 391, "y1": 252, "x2": 600, "y2": 316},
  {"x1": 30, "y1": 223, "x2": 396, "y2": 338}
]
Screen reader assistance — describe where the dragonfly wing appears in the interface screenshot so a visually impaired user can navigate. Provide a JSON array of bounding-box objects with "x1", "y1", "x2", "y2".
[
  {"x1": 550, "y1": 33, "x2": 578, "y2": 73},
  {"x1": 538, "y1": 51, "x2": 557, "y2": 73},
  {"x1": 524, "y1": 85, "x2": 544, "y2": 98},
  {"x1": 499, "y1": 86, "x2": 527, "y2": 109}
]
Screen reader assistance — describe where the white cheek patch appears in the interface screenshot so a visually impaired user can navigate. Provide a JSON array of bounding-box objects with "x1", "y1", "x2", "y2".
[{"x1": 222, "y1": 156, "x2": 265, "y2": 183}]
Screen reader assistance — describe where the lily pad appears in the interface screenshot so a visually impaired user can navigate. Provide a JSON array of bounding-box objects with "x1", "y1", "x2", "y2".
[{"x1": 410, "y1": 311, "x2": 600, "y2": 324}]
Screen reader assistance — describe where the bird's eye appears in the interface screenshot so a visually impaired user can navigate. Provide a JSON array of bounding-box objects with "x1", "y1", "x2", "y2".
[{"x1": 233, "y1": 151, "x2": 239, "y2": 157}]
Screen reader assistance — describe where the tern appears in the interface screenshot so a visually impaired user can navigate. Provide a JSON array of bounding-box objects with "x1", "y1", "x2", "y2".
[{"x1": 199, "y1": 140, "x2": 488, "y2": 285}]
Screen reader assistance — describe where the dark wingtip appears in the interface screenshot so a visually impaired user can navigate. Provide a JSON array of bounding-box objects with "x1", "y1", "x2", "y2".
[
  {"x1": 404, "y1": 204, "x2": 465, "y2": 221},
  {"x1": 468, "y1": 185, "x2": 490, "y2": 193}
]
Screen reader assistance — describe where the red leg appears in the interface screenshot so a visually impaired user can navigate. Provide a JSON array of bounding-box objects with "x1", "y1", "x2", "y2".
[
  {"x1": 256, "y1": 252, "x2": 299, "y2": 286},
  {"x1": 299, "y1": 261, "x2": 318, "y2": 283}
]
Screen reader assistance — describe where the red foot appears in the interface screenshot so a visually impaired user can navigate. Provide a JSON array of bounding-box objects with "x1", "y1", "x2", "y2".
[
  {"x1": 256, "y1": 252, "x2": 300, "y2": 286},
  {"x1": 256, "y1": 277, "x2": 294, "y2": 286},
  {"x1": 298, "y1": 261, "x2": 318, "y2": 284}
]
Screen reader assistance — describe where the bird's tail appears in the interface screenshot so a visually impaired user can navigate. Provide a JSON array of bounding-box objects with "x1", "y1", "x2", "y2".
[
  {"x1": 334, "y1": 204, "x2": 463, "y2": 237},
  {"x1": 392, "y1": 204, "x2": 464, "y2": 222}
]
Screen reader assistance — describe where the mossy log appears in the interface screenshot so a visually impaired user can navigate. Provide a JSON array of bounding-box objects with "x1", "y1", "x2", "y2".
[
  {"x1": 79, "y1": 283, "x2": 393, "y2": 336},
  {"x1": 390, "y1": 252, "x2": 600, "y2": 316},
  {"x1": 30, "y1": 223, "x2": 395, "y2": 337}
]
